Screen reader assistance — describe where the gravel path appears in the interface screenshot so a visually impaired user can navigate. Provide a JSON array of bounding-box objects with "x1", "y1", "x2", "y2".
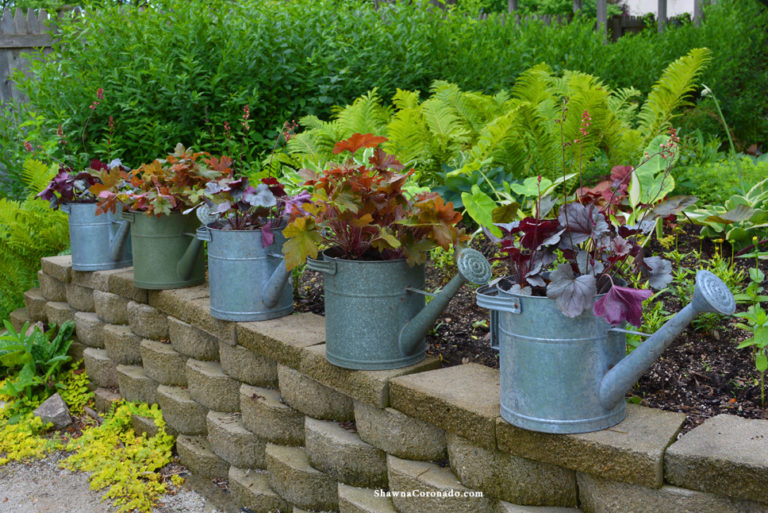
[{"x1": 0, "y1": 453, "x2": 224, "y2": 513}]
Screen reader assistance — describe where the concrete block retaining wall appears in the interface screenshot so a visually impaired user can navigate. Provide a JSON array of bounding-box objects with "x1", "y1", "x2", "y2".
[{"x1": 11, "y1": 255, "x2": 768, "y2": 513}]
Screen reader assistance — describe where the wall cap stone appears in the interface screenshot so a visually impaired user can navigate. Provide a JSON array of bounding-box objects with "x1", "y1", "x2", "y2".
[
  {"x1": 41, "y1": 255, "x2": 72, "y2": 283},
  {"x1": 237, "y1": 312, "x2": 325, "y2": 369}
]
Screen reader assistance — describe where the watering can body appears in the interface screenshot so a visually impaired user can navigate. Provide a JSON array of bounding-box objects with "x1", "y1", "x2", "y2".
[
  {"x1": 308, "y1": 248, "x2": 491, "y2": 370},
  {"x1": 121, "y1": 211, "x2": 205, "y2": 289},
  {"x1": 477, "y1": 270, "x2": 736, "y2": 434},
  {"x1": 62, "y1": 202, "x2": 132, "y2": 271},
  {"x1": 197, "y1": 224, "x2": 293, "y2": 321}
]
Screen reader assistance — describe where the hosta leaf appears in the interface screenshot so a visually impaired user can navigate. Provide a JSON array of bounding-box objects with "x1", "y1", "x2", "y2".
[
  {"x1": 546, "y1": 264, "x2": 597, "y2": 318},
  {"x1": 462, "y1": 185, "x2": 500, "y2": 237}
]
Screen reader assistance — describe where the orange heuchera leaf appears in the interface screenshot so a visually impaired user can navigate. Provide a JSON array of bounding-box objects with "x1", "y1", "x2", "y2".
[
  {"x1": 205, "y1": 155, "x2": 234, "y2": 174},
  {"x1": 333, "y1": 133, "x2": 388, "y2": 155}
]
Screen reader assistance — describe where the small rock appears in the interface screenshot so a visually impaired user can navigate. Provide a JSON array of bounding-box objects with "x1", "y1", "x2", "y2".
[{"x1": 33, "y1": 393, "x2": 72, "y2": 429}]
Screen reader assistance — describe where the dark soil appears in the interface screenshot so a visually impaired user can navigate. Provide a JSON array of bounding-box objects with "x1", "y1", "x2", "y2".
[{"x1": 295, "y1": 223, "x2": 768, "y2": 433}]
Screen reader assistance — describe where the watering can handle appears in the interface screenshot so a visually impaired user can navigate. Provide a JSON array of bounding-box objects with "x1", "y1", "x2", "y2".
[
  {"x1": 195, "y1": 226, "x2": 211, "y2": 242},
  {"x1": 108, "y1": 218, "x2": 131, "y2": 261},
  {"x1": 306, "y1": 258, "x2": 337, "y2": 275}
]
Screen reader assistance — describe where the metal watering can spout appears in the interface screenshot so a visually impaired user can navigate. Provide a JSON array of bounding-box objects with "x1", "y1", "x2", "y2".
[
  {"x1": 178, "y1": 206, "x2": 216, "y2": 281},
  {"x1": 398, "y1": 248, "x2": 492, "y2": 357},
  {"x1": 262, "y1": 260, "x2": 291, "y2": 308},
  {"x1": 599, "y1": 270, "x2": 736, "y2": 410},
  {"x1": 109, "y1": 217, "x2": 131, "y2": 262}
]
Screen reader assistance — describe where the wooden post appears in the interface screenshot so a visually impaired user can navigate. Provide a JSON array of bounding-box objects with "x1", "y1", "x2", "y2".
[
  {"x1": 693, "y1": 0, "x2": 704, "y2": 26},
  {"x1": 657, "y1": 0, "x2": 667, "y2": 32},
  {"x1": 596, "y1": 0, "x2": 607, "y2": 41},
  {"x1": 508, "y1": 0, "x2": 518, "y2": 12},
  {"x1": 573, "y1": 0, "x2": 583, "y2": 13}
]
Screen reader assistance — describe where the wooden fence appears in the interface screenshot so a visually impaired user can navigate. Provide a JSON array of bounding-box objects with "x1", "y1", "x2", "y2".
[{"x1": 0, "y1": 8, "x2": 52, "y2": 103}]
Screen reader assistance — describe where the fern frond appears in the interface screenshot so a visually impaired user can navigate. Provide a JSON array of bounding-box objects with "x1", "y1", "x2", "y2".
[
  {"x1": 511, "y1": 64, "x2": 553, "y2": 105},
  {"x1": 608, "y1": 87, "x2": 642, "y2": 124},
  {"x1": 333, "y1": 89, "x2": 391, "y2": 137},
  {"x1": 21, "y1": 159, "x2": 56, "y2": 195}
]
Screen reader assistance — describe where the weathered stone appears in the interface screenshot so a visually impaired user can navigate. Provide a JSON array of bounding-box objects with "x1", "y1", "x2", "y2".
[
  {"x1": 70, "y1": 269, "x2": 111, "y2": 291},
  {"x1": 305, "y1": 417, "x2": 387, "y2": 488},
  {"x1": 107, "y1": 269, "x2": 147, "y2": 303},
  {"x1": 9, "y1": 308, "x2": 31, "y2": 332},
  {"x1": 93, "y1": 290, "x2": 130, "y2": 325},
  {"x1": 93, "y1": 387, "x2": 121, "y2": 413},
  {"x1": 299, "y1": 344, "x2": 441, "y2": 409},
  {"x1": 33, "y1": 393, "x2": 71, "y2": 429},
  {"x1": 354, "y1": 400, "x2": 446, "y2": 461},
  {"x1": 23, "y1": 288, "x2": 47, "y2": 322},
  {"x1": 240, "y1": 384, "x2": 304, "y2": 446},
  {"x1": 338, "y1": 483, "x2": 397, "y2": 513},
  {"x1": 390, "y1": 364, "x2": 499, "y2": 450},
  {"x1": 127, "y1": 301, "x2": 168, "y2": 340},
  {"x1": 156, "y1": 385, "x2": 208, "y2": 436},
  {"x1": 219, "y1": 341, "x2": 277, "y2": 387},
  {"x1": 229, "y1": 466, "x2": 290, "y2": 513},
  {"x1": 278, "y1": 365, "x2": 353, "y2": 421},
  {"x1": 45, "y1": 301, "x2": 76, "y2": 327},
  {"x1": 139, "y1": 339, "x2": 187, "y2": 386},
  {"x1": 496, "y1": 404, "x2": 685, "y2": 488},
  {"x1": 66, "y1": 283, "x2": 95, "y2": 312},
  {"x1": 116, "y1": 364, "x2": 157, "y2": 404},
  {"x1": 83, "y1": 348, "x2": 118, "y2": 388},
  {"x1": 497, "y1": 503, "x2": 581, "y2": 513},
  {"x1": 74, "y1": 312, "x2": 104, "y2": 348},
  {"x1": 577, "y1": 473, "x2": 766, "y2": 513},
  {"x1": 132, "y1": 414, "x2": 160, "y2": 438},
  {"x1": 207, "y1": 411, "x2": 266, "y2": 469},
  {"x1": 148, "y1": 287, "x2": 236, "y2": 344},
  {"x1": 38, "y1": 271, "x2": 66, "y2": 301},
  {"x1": 176, "y1": 435, "x2": 229, "y2": 480},
  {"x1": 167, "y1": 317, "x2": 218, "y2": 361},
  {"x1": 41, "y1": 255, "x2": 72, "y2": 283},
  {"x1": 186, "y1": 359, "x2": 239, "y2": 412},
  {"x1": 103, "y1": 324, "x2": 142, "y2": 365},
  {"x1": 386, "y1": 455, "x2": 494, "y2": 513},
  {"x1": 265, "y1": 443, "x2": 338, "y2": 511},
  {"x1": 68, "y1": 341, "x2": 86, "y2": 363},
  {"x1": 665, "y1": 414, "x2": 768, "y2": 504},
  {"x1": 447, "y1": 433, "x2": 576, "y2": 506},
  {"x1": 237, "y1": 312, "x2": 326, "y2": 368}
]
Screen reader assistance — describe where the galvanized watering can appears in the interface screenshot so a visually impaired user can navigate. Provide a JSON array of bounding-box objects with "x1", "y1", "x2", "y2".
[
  {"x1": 476, "y1": 270, "x2": 736, "y2": 434},
  {"x1": 61, "y1": 202, "x2": 132, "y2": 271},
  {"x1": 121, "y1": 210, "x2": 205, "y2": 289},
  {"x1": 196, "y1": 223, "x2": 293, "y2": 321},
  {"x1": 307, "y1": 247, "x2": 492, "y2": 370}
]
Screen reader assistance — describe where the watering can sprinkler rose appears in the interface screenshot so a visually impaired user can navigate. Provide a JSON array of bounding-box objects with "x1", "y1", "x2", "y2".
[{"x1": 282, "y1": 133, "x2": 492, "y2": 370}]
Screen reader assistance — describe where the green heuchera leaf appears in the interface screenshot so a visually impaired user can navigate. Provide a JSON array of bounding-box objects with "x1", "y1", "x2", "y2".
[
  {"x1": 461, "y1": 184, "x2": 500, "y2": 237},
  {"x1": 510, "y1": 176, "x2": 553, "y2": 198}
]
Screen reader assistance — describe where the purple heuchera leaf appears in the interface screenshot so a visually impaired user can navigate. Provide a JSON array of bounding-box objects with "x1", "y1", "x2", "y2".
[
  {"x1": 593, "y1": 285, "x2": 652, "y2": 327},
  {"x1": 546, "y1": 263, "x2": 597, "y2": 318},
  {"x1": 643, "y1": 256, "x2": 673, "y2": 290},
  {"x1": 261, "y1": 223, "x2": 274, "y2": 248},
  {"x1": 558, "y1": 203, "x2": 609, "y2": 249}
]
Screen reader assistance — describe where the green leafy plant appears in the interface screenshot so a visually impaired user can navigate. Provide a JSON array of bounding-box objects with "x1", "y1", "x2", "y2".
[{"x1": 734, "y1": 304, "x2": 768, "y2": 407}]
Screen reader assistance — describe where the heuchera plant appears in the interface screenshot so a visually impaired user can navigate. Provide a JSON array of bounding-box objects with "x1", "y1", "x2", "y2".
[
  {"x1": 200, "y1": 175, "x2": 312, "y2": 248},
  {"x1": 97, "y1": 144, "x2": 229, "y2": 217},
  {"x1": 281, "y1": 133, "x2": 468, "y2": 271},
  {"x1": 37, "y1": 159, "x2": 129, "y2": 210}
]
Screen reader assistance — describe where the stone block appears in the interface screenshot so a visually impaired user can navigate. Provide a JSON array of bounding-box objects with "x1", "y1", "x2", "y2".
[
  {"x1": 207, "y1": 411, "x2": 267, "y2": 469},
  {"x1": 229, "y1": 466, "x2": 290, "y2": 513},
  {"x1": 354, "y1": 400, "x2": 446, "y2": 461},
  {"x1": 497, "y1": 503, "x2": 581, "y2": 513},
  {"x1": 496, "y1": 404, "x2": 685, "y2": 488},
  {"x1": 148, "y1": 287, "x2": 236, "y2": 344},
  {"x1": 186, "y1": 359, "x2": 239, "y2": 412},
  {"x1": 94, "y1": 387, "x2": 121, "y2": 413},
  {"x1": 66, "y1": 283, "x2": 95, "y2": 312},
  {"x1": 23, "y1": 288, "x2": 47, "y2": 322},
  {"x1": 167, "y1": 317, "x2": 218, "y2": 361},
  {"x1": 576, "y1": 473, "x2": 766, "y2": 513},
  {"x1": 9, "y1": 308, "x2": 31, "y2": 332},
  {"x1": 240, "y1": 384, "x2": 304, "y2": 446},
  {"x1": 107, "y1": 269, "x2": 147, "y2": 303},
  {"x1": 93, "y1": 290, "x2": 130, "y2": 325},
  {"x1": 299, "y1": 344, "x2": 441, "y2": 409},
  {"x1": 116, "y1": 364, "x2": 157, "y2": 405},
  {"x1": 265, "y1": 443, "x2": 338, "y2": 511},
  {"x1": 68, "y1": 341, "x2": 86, "y2": 363},
  {"x1": 305, "y1": 417, "x2": 387, "y2": 488},
  {"x1": 156, "y1": 385, "x2": 208, "y2": 436},
  {"x1": 665, "y1": 414, "x2": 768, "y2": 504},
  {"x1": 219, "y1": 341, "x2": 277, "y2": 387},
  {"x1": 132, "y1": 414, "x2": 160, "y2": 438},
  {"x1": 71, "y1": 268, "x2": 126, "y2": 292},
  {"x1": 447, "y1": 433, "x2": 576, "y2": 506},
  {"x1": 83, "y1": 347, "x2": 118, "y2": 388},
  {"x1": 278, "y1": 364, "x2": 353, "y2": 421},
  {"x1": 74, "y1": 312, "x2": 105, "y2": 348},
  {"x1": 386, "y1": 455, "x2": 494, "y2": 513},
  {"x1": 41, "y1": 255, "x2": 72, "y2": 283},
  {"x1": 38, "y1": 270, "x2": 66, "y2": 301},
  {"x1": 45, "y1": 301, "x2": 76, "y2": 327},
  {"x1": 390, "y1": 363, "x2": 500, "y2": 450},
  {"x1": 127, "y1": 301, "x2": 168, "y2": 340},
  {"x1": 103, "y1": 324, "x2": 142, "y2": 365},
  {"x1": 338, "y1": 484, "x2": 397, "y2": 513},
  {"x1": 176, "y1": 435, "x2": 229, "y2": 480},
  {"x1": 33, "y1": 393, "x2": 72, "y2": 429},
  {"x1": 237, "y1": 312, "x2": 326, "y2": 368},
  {"x1": 139, "y1": 339, "x2": 187, "y2": 386}
]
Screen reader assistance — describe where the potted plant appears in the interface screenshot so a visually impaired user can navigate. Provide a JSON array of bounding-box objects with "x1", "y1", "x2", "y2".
[
  {"x1": 37, "y1": 159, "x2": 133, "y2": 271},
  {"x1": 193, "y1": 171, "x2": 312, "y2": 321},
  {"x1": 282, "y1": 133, "x2": 491, "y2": 370},
  {"x1": 97, "y1": 144, "x2": 229, "y2": 289}
]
